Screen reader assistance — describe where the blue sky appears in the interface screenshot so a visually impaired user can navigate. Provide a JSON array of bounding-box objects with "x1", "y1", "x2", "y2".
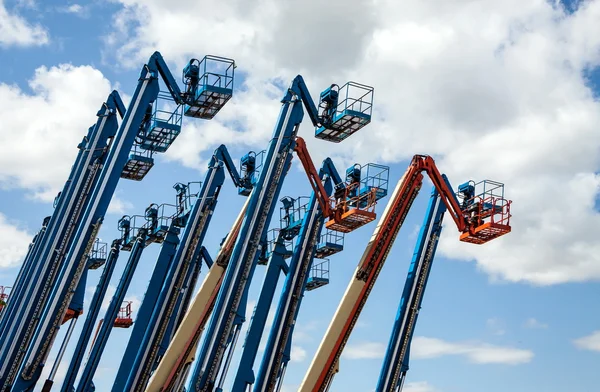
[{"x1": 0, "y1": 1, "x2": 599, "y2": 392}]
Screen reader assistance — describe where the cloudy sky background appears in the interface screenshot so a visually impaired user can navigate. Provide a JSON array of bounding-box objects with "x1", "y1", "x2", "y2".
[{"x1": 0, "y1": 0, "x2": 599, "y2": 391}]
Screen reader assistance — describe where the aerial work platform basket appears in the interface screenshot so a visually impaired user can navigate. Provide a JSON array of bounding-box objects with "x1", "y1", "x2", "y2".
[
  {"x1": 118, "y1": 215, "x2": 145, "y2": 251},
  {"x1": 280, "y1": 196, "x2": 310, "y2": 240},
  {"x1": 457, "y1": 180, "x2": 512, "y2": 244},
  {"x1": 306, "y1": 259, "x2": 330, "y2": 291},
  {"x1": 173, "y1": 181, "x2": 203, "y2": 226},
  {"x1": 0, "y1": 286, "x2": 10, "y2": 312},
  {"x1": 326, "y1": 185, "x2": 379, "y2": 233},
  {"x1": 315, "y1": 229, "x2": 344, "y2": 259},
  {"x1": 238, "y1": 151, "x2": 265, "y2": 196},
  {"x1": 139, "y1": 92, "x2": 183, "y2": 153},
  {"x1": 114, "y1": 301, "x2": 134, "y2": 328},
  {"x1": 184, "y1": 55, "x2": 235, "y2": 120},
  {"x1": 261, "y1": 229, "x2": 294, "y2": 265},
  {"x1": 144, "y1": 203, "x2": 177, "y2": 245},
  {"x1": 88, "y1": 239, "x2": 108, "y2": 270},
  {"x1": 325, "y1": 163, "x2": 389, "y2": 233},
  {"x1": 121, "y1": 144, "x2": 154, "y2": 181},
  {"x1": 315, "y1": 82, "x2": 373, "y2": 143}
]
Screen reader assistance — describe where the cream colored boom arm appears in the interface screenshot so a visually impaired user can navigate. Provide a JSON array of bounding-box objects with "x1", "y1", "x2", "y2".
[{"x1": 145, "y1": 199, "x2": 250, "y2": 392}]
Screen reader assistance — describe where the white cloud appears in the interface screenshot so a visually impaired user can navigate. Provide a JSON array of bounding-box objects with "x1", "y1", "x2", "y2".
[
  {"x1": 290, "y1": 345, "x2": 307, "y2": 362},
  {"x1": 342, "y1": 341, "x2": 386, "y2": 360},
  {"x1": 0, "y1": 213, "x2": 33, "y2": 267},
  {"x1": 487, "y1": 317, "x2": 507, "y2": 336},
  {"x1": 0, "y1": 0, "x2": 48, "y2": 46},
  {"x1": 56, "y1": 4, "x2": 89, "y2": 18},
  {"x1": 103, "y1": 0, "x2": 600, "y2": 286},
  {"x1": 64, "y1": 4, "x2": 82, "y2": 14},
  {"x1": 574, "y1": 331, "x2": 600, "y2": 352},
  {"x1": 524, "y1": 318, "x2": 548, "y2": 329},
  {"x1": 404, "y1": 381, "x2": 438, "y2": 392},
  {"x1": 108, "y1": 196, "x2": 134, "y2": 215},
  {"x1": 99, "y1": 285, "x2": 116, "y2": 312},
  {"x1": 344, "y1": 337, "x2": 533, "y2": 365},
  {"x1": 0, "y1": 64, "x2": 113, "y2": 201},
  {"x1": 412, "y1": 337, "x2": 534, "y2": 365}
]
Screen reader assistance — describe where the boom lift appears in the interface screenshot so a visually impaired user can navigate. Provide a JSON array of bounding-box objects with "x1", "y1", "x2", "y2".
[
  {"x1": 3, "y1": 52, "x2": 235, "y2": 392},
  {"x1": 0, "y1": 216, "x2": 50, "y2": 333},
  {"x1": 186, "y1": 75, "x2": 374, "y2": 392},
  {"x1": 40, "y1": 241, "x2": 110, "y2": 390},
  {"x1": 59, "y1": 239, "x2": 121, "y2": 392},
  {"x1": 143, "y1": 200, "x2": 250, "y2": 392},
  {"x1": 376, "y1": 186, "x2": 446, "y2": 392},
  {"x1": 299, "y1": 155, "x2": 512, "y2": 392},
  {"x1": 230, "y1": 202, "x2": 303, "y2": 392},
  {"x1": 75, "y1": 204, "x2": 181, "y2": 392},
  {"x1": 114, "y1": 145, "x2": 257, "y2": 392},
  {"x1": 0, "y1": 91, "x2": 126, "y2": 391},
  {"x1": 233, "y1": 156, "x2": 388, "y2": 392}
]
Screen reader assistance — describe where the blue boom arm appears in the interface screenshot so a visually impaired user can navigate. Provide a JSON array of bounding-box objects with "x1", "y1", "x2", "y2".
[
  {"x1": 0, "y1": 91, "x2": 124, "y2": 391},
  {"x1": 0, "y1": 216, "x2": 50, "y2": 336},
  {"x1": 376, "y1": 185, "x2": 446, "y2": 392},
  {"x1": 187, "y1": 74, "x2": 370, "y2": 392},
  {"x1": 60, "y1": 240, "x2": 121, "y2": 392},
  {"x1": 231, "y1": 228, "x2": 296, "y2": 391},
  {"x1": 252, "y1": 164, "x2": 334, "y2": 392},
  {"x1": 187, "y1": 75, "x2": 319, "y2": 391},
  {"x1": 75, "y1": 228, "x2": 149, "y2": 392},
  {"x1": 115, "y1": 144, "x2": 254, "y2": 392},
  {"x1": 109, "y1": 223, "x2": 181, "y2": 392},
  {"x1": 8, "y1": 50, "x2": 220, "y2": 392}
]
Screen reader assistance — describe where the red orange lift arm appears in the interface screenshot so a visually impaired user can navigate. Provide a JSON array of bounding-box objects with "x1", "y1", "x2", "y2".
[
  {"x1": 293, "y1": 137, "x2": 333, "y2": 219},
  {"x1": 299, "y1": 154, "x2": 512, "y2": 392}
]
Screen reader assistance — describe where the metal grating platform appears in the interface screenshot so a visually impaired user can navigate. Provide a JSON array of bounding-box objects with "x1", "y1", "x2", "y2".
[
  {"x1": 315, "y1": 111, "x2": 371, "y2": 143},
  {"x1": 314, "y1": 243, "x2": 343, "y2": 259},
  {"x1": 121, "y1": 154, "x2": 154, "y2": 181},
  {"x1": 305, "y1": 277, "x2": 329, "y2": 291},
  {"x1": 326, "y1": 209, "x2": 376, "y2": 233},
  {"x1": 113, "y1": 318, "x2": 133, "y2": 328},
  {"x1": 184, "y1": 86, "x2": 233, "y2": 120},
  {"x1": 88, "y1": 258, "x2": 106, "y2": 270},
  {"x1": 140, "y1": 120, "x2": 181, "y2": 153},
  {"x1": 459, "y1": 222, "x2": 511, "y2": 244}
]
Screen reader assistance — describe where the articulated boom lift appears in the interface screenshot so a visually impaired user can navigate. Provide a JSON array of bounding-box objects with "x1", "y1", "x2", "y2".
[
  {"x1": 58, "y1": 239, "x2": 121, "y2": 392},
  {"x1": 0, "y1": 51, "x2": 235, "y2": 392},
  {"x1": 144, "y1": 200, "x2": 251, "y2": 392},
  {"x1": 377, "y1": 179, "x2": 510, "y2": 392},
  {"x1": 377, "y1": 186, "x2": 446, "y2": 392},
  {"x1": 299, "y1": 154, "x2": 512, "y2": 392},
  {"x1": 185, "y1": 75, "x2": 374, "y2": 392},
  {"x1": 234, "y1": 156, "x2": 388, "y2": 392},
  {"x1": 114, "y1": 145, "x2": 258, "y2": 392},
  {"x1": 0, "y1": 91, "x2": 126, "y2": 392}
]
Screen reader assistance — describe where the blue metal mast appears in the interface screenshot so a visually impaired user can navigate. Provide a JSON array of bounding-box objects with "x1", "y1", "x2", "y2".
[
  {"x1": 74, "y1": 203, "x2": 181, "y2": 392},
  {"x1": 0, "y1": 216, "x2": 50, "y2": 335},
  {"x1": 115, "y1": 145, "x2": 256, "y2": 392},
  {"x1": 251, "y1": 181, "x2": 333, "y2": 392},
  {"x1": 5, "y1": 51, "x2": 235, "y2": 392},
  {"x1": 186, "y1": 75, "x2": 350, "y2": 392},
  {"x1": 230, "y1": 210, "x2": 297, "y2": 392},
  {"x1": 59, "y1": 239, "x2": 121, "y2": 392},
  {"x1": 376, "y1": 186, "x2": 446, "y2": 392},
  {"x1": 0, "y1": 91, "x2": 126, "y2": 391},
  {"x1": 232, "y1": 158, "x2": 342, "y2": 392}
]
